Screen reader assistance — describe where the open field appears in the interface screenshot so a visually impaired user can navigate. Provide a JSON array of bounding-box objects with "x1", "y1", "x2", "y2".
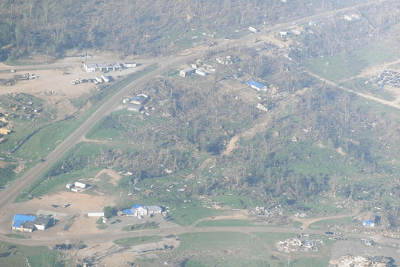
[
  {"x1": 305, "y1": 42, "x2": 400, "y2": 81},
  {"x1": 0, "y1": 240, "x2": 68, "y2": 267},
  {"x1": 145, "y1": 232, "x2": 332, "y2": 267}
]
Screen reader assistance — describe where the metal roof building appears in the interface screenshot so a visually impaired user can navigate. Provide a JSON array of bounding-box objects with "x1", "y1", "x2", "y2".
[{"x1": 247, "y1": 80, "x2": 267, "y2": 91}]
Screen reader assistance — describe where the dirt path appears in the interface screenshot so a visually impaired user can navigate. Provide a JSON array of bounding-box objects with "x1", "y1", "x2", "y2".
[
  {"x1": 341, "y1": 58, "x2": 400, "y2": 81},
  {"x1": 307, "y1": 71, "x2": 400, "y2": 111}
]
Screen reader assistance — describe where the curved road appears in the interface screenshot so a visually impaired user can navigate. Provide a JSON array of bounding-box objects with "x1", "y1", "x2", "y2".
[{"x1": 0, "y1": 0, "x2": 398, "y2": 248}]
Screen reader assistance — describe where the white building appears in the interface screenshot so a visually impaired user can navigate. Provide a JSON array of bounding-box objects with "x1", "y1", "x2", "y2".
[
  {"x1": 75, "y1": 182, "x2": 87, "y2": 189},
  {"x1": 179, "y1": 68, "x2": 195, "y2": 77},
  {"x1": 88, "y1": 212, "x2": 105, "y2": 217}
]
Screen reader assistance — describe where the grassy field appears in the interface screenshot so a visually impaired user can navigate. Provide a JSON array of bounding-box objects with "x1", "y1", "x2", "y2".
[
  {"x1": 340, "y1": 78, "x2": 397, "y2": 101},
  {"x1": 114, "y1": 235, "x2": 162, "y2": 246},
  {"x1": 0, "y1": 240, "x2": 69, "y2": 267},
  {"x1": 306, "y1": 43, "x2": 400, "y2": 81},
  {"x1": 149, "y1": 232, "x2": 331, "y2": 267},
  {"x1": 15, "y1": 142, "x2": 105, "y2": 202},
  {"x1": 309, "y1": 217, "x2": 353, "y2": 229}
]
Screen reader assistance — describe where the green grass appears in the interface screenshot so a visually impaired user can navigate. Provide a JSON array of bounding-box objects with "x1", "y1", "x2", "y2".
[
  {"x1": 96, "y1": 217, "x2": 107, "y2": 229},
  {"x1": 114, "y1": 235, "x2": 162, "y2": 246},
  {"x1": 309, "y1": 217, "x2": 353, "y2": 229},
  {"x1": 0, "y1": 240, "x2": 66, "y2": 267},
  {"x1": 195, "y1": 219, "x2": 259, "y2": 227},
  {"x1": 340, "y1": 78, "x2": 397, "y2": 101},
  {"x1": 4, "y1": 233, "x2": 30, "y2": 239},
  {"x1": 306, "y1": 43, "x2": 400, "y2": 81},
  {"x1": 15, "y1": 142, "x2": 104, "y2": 202},
  {"x1": 169, "y1": 232, "x2": 330, "y2": 267}
]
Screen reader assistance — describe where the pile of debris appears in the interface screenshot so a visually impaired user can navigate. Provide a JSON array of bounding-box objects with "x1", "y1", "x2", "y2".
[
  {"x1": 330, "y1": 255, "x2": 394, "y2": 267},
  {"x1": 275, "y1": 238, "x2": 321, "y2": 253},
  {"x1": 366, "y1": 69, "x2": 400, "y2": 88}
]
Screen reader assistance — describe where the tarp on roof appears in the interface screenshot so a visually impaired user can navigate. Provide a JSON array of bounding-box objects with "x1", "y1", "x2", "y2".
[
  {"x1": 13, "y1": 220, "x2": 24, "y2": 228},
  {"x1": 124, "y1": 209, "x2": 133, "y2": 215},
  {"x1": 247, "y1": 80, "x2": 265, "y2": 89},
  {"x1": 132, "y1": 204, "x2": 143, "y2": 209},
  {"x1": 13, "y1": 214, "x2": 36, "y2": 222}
]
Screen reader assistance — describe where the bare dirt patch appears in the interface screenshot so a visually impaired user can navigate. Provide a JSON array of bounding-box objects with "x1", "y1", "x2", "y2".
[{"x1": 93, "y1": 168, "x2": 122, "y2": 186}]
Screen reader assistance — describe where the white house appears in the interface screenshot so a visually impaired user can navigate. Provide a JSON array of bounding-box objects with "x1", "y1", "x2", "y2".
[
  {"x1": 147, "y1": 205, "x2": 163, "y2": 215},
  {"x1": 75, "y1": 182, "x2": 87, "y2": 189},
  {"x1": 123, "y1": 63, "x2": 137, "y2": 68},
  {"x1": 180, "y1": 68, "x2": 195, "y2": 77}
]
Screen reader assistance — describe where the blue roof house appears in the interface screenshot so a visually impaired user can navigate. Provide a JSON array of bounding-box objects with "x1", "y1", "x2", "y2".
[
  {"x1": 247, "y1": 80, "x2": 268, "y2": 91},
  {"x1": 12, "y1": 214, "x2": 37, "y2": 232}
]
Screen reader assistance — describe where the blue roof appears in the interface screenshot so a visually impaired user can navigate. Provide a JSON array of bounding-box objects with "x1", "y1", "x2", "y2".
[
  {"x1": 13, "y1": 214, "x2": 36, "y2": 222},
  {"x1": 13, "y1": 220, "x2": 24, "y2": 228},
  {"x1": 132, "y1": 204, "x2": 143, "y2": 209},
  {"x1": 12, "y1": 214, "x2": 37, "y2": 228},
  {"x1": 247, "y1": 80, "x2": 265, "y2": 89},
  {"x1": 124, "y1": 209, "x2": 133, "y2": 215}
]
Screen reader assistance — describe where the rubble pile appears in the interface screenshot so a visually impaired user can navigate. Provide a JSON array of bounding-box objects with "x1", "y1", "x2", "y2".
[
  {"x1": 275, "y1": 238, "x2": 320, "y2": 253},
  {"x1": 366, "y1": 69, "x2": 400, "y2": 88},
  {"x1": 330, "y1": 255, "x2": 393, "y2": 267}
]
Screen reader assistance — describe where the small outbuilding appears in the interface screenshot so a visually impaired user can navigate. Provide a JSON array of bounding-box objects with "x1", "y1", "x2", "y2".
[
  {"x1": 248, "y1": 80, "x2": 268, "y2": 91},
  {"x1": 180, "y1": 68, "x2": 195, "y2": 77},
  {"x1": 127, "y1": 103, "x2": 143, "y2": 112}
]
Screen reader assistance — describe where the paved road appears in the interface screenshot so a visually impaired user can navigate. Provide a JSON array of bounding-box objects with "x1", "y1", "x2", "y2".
[{"x1": 0, "y1": 0, "x2": 397, "y2": 248}]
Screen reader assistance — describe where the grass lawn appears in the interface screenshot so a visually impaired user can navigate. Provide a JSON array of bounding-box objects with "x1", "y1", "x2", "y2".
[
  {"x1": 4, "y1": 233, "x2": 30, "y2": 239},
  {"x1": 0, "y1": 240, "x2": 66, "y2": 267},
  {"x1": 309, "y1": 217, "x2": 354, "y2": 229},
  {"x1": 114, "y1": 235, "x2": 162, "y2": 246},
  {"x1": 161, "y1": 232, "x2": 331, "y2": 267},
  {"x1": 306, "y1": 43, "x2": 400, "y2": 81}
]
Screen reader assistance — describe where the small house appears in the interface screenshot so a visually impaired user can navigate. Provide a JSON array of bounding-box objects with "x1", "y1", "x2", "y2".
[
  {"x1": 147, "y1": 205, "x2": 162, "y2": 215},
  {"x1": 132, "y1": 204, "x2": 148, "y2": 216},
  {"x1": 363, "y1": 220, "x2": 375, "y2": 227},
  {"x1": 130, "y1": 94, "x2": 149, "y2": 105},
  {"x1": 12, "y1": 214, "x2": 36, "y2": 232},
  {"x1": 12, "y1": 214, "x2": 51, "y2": 232},
  {"x1": 75, "y1": 182, "x2": 87, "y2": 189},
  {"x1": 179, "y1": 68, "x2": 195, "y2": 77},
  {"x1": 195, "y1": 69, "x2": 208, "y2": 76},
  {"x1": 123, "y1": 63, "x2": 137, "y2": 68},
  {"x1": 248, "y1": 80, "x2": 268, "y2": 91},
  {"x1": 127, "y1": 103, "x2": 143, "y2": 112},
  {"x1": 66, "y1": 183, "x2": 74, "y2": 189}
]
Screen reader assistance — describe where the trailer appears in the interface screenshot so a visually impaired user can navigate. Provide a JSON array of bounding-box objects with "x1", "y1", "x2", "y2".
[{"x1": 249, "y1": 26, "x2": 259, "y2": 33}]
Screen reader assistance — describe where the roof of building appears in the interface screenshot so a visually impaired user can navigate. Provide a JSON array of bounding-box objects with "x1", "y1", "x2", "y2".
[
  {"x1": 124, "y1": 209, "x2": 133, "y2": 215},
  {"x1": 33, "y1": 217, "x2": 51, "y2": 226},
  {"x1": 13, "y1": 214, "x2": 36, "y2": 222},
  {"x1": 127, "y1": 103, "x2": 143, "y2": 111},
  {"x1": 147, "y1": 205, "x2": 162, "y2": 212},
  {"x1": 22, "y1": 221, "x2": 35, "y2": 230},
  {"x1": 247, "y1": 80, "x2": 266, "y2": 89},
  {"x1": 12, "y1": 214, "x2": 37, "y2": 229},
  {"x1": 132, "y1": 204, "x2": 144, "y2": 209}
]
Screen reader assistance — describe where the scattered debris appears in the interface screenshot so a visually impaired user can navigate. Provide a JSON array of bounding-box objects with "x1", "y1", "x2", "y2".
[{"x1": 330, "y1": 255, "x2": 394, "y2": 267}]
